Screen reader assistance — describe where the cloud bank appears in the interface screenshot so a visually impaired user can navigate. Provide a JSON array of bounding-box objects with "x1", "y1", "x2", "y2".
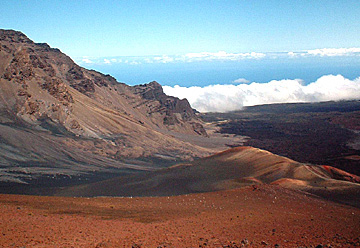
[
  {"x1": 163, "y1": 75, "x2": 360, "y2": 112},
  {"x1": 76, "y1": 47, "x2": 360, "y2": 66},
  {"x1": 306, "y1": 47, "x2": 360, "y2": 57},
  {"x1": 183, "y1": 51, "x2": 266, "y2": 62}
]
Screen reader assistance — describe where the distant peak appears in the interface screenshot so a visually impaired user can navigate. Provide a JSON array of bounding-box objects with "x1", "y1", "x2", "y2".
[
  {"x1": 0, "y1": 29, "x2": 32, "y2": 43},
  {"x1": 135, "y1": 81, "x2": 163, "y2": 92},
  {"x1": 139, "y1": 81, "x2": 162, "y2": 89},
  {"x1": 148, "y1": 81, "x2": 161, "y2": 86}
]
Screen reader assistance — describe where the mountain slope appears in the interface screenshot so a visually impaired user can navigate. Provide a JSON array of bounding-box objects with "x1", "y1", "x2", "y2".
[
  {"x1": 57, "y1": 146, "x2": 360, "y2": 207},
  {"x1": 0, "y1": 29, "x2": 217, "y2": 185},
  {"x1": 0, "y1": 29, "x2": 207, "y2": 140}
]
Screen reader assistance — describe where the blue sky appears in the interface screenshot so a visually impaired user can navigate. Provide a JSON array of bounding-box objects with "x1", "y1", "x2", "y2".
[{"x1": 1, "y1": 0, "x2": 360, "y2": 57}]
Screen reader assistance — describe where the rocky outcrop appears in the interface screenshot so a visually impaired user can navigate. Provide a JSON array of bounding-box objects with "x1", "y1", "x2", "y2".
[
  {"x1": 132, "y1": 81, "x2": 207, "y2": 135},
  {"x1": 133, "y1": 81, "x2": 194, "y2": 118}
]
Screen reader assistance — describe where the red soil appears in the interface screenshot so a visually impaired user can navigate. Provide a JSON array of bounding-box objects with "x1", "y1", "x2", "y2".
[
  {"x1": 1, "y1": 185, "x2": 359, "y2": 248},
  {"x1": 208, "y1": 146, "x2": 252, "y2": 158},
  {"x1": 323, "y1": 165, "x2": 360, "y2": 184}
]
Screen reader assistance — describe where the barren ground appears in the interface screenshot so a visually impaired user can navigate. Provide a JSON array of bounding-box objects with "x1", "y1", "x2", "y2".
[
  {"x1": 201, "y1": 101, "x2": 360, "y2": 176},
  {"x1": 1, "y1": 185, "x2": 359, "y2": 248}
]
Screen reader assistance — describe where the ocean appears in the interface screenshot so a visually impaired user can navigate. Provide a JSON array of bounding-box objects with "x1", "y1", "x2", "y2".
[{"x1": 85, "y1": 56, "x2": 360, "y2": 87}]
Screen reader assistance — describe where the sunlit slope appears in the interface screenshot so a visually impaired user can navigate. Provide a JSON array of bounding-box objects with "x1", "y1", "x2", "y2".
[
  {"x1": 58, "y1": 146, "x2": 360, "y2": 206},
  {"x1": 0, "y1": 29, "x2": 215, "y2": 184}
]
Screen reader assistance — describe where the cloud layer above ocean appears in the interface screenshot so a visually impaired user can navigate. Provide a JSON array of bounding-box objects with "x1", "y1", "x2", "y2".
[
  {"x1": 163, "y1": 75, "x2": 360, "y2": 112},
  {"x1": 77, "y1": 48, "x2": 360, "y2": 65}
]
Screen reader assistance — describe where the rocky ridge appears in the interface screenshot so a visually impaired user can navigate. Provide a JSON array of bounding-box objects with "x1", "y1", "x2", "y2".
[
  {"x1": 0, "y1": 29, "x2": 206, "y2": 138},
  {"x1": 0, "y1": 29, "x2": 214, "y2": 184}
]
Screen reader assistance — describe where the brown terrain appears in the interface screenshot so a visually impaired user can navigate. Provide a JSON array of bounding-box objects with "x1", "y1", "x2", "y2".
[
  {"x1": 0, "y1": 29, "x2": 360, "y2": 247},
  {"x1": 202, "y1": 101, "x2": 360, "y2": 176},
  {"x1": 2, "y1": 146, "x2": 360, "y2": 247},
  {"x1": 55, "y1": 147, "x2": 360, "y2": 208},
  {"x1": 0, "y1": 29, "x2": 240, "y2": 188},
  {"x1": 1, "y1": 185, "x2": 360, "y2": 248}
]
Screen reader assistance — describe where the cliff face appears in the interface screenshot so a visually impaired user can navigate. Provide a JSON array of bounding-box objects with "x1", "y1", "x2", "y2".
[
  {"x1": 132, "y1": 81, "x2": 207, "y2": 135},
  {"x1": 0, "y1": 29, "x2": 210, "y2": 184}
]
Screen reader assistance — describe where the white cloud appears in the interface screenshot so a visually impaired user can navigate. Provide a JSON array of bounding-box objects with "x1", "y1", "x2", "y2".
[
  {"x1": 123, "y1": 60, "x2": 141, "y2": 65},
  {"x1": 287, "y1": 51, "x2": 298, "y2": 57},
  {"x1": 281, "y1": 47, "x2": 360, "y2": 58},
  {"x1": 233, "y1": 78, "x2": 250, "y2": 84},
  {"x1": 306, "y1": 47, "x2": 360, "y2": 57},
  {"x1": 153, "y1": 55, "x2": 174, "y2": 63},
  {"x1": 183, "y1": 51, "x2": 266, "y2": 62},
  {"x1": 76, "y1": 47, "x2": 360, "y2": 66},
  {"x1": 163, "y1": 75, "x2": 360, "y2": 113},
  {"x1": 81, "y1": 58, "x2": 93, "y2": 64}
]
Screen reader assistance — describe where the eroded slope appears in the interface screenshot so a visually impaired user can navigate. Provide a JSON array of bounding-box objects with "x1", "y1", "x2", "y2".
[
  {"x1": 0, "y1": 29, "x2": 215, "y2": 185},
  {"x1": 57, "y1": 146, "x2": 360, "y2": 207}
]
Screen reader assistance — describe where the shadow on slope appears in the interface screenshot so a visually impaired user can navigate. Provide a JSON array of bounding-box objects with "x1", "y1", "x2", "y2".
[{"x1": 56, "y1": 146, "x2": 360, "y2": 208}]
